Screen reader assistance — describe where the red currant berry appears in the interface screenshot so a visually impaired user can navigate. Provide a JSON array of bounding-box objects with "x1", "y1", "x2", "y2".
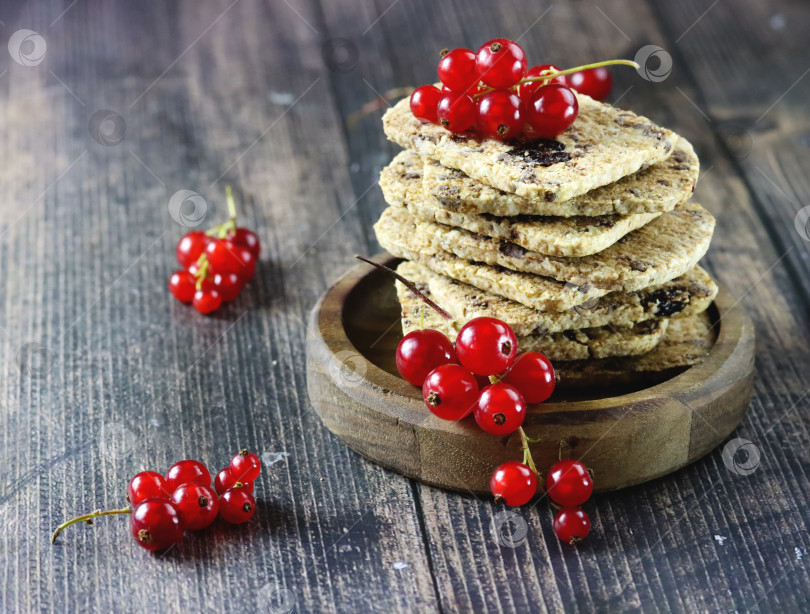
[
  {"x1": 396, "y1": 329, "x2": 457, "y2": 386},
  {"x1": 169, "y1": 270, "x2": 196, "y2": 303},
  {"x1": 553, "y1": 507, "x2": 591, "y2": 545},
  {"x1": 437, "y1": 48, "x2": 479, "y2": 93},
  {"x1": 503, "y1": 351, "x2": 555, "y2": 404},
  {"x1": 214, "y1": 467, "x2": 254, "y2": 496},
  {"x1": 205, "y1": 238, "x2": 254, "y2": 279},
  {"x1": 219, "y1": 488, "x2": 256, "y2": 524},
  {"x1": 519, "y1": 64, "x2": 567, "y2": 100},
  {"x1": 176, "y1": 230, "x2": 209, "y2": 269},
  {"x1": 170, "y1": 483, "x2": 219, "y2": 531},
  {"x1": 567, "y1": 67, "x2": 613, "y2": 101},
  {"x1": 455, "y1": 317, "x2": 517, "y2": 376},
  {"x1": 490, "y1": 461, "x2": 537, "y2": 506},
  {"x1": 213, "y1": 272, "x2": 243, "y2": 302},
  {"x1": 527, "y1": 84, "x2": 579, "y2": 139},
  {"x1": 127, "y1": 471, "x2": 170, "y2": 507},
  {"x1": 444, "y1": 84, "x2": 486, "y2": 96},
  {"x1": 192, "y1": 288, "x2": 222, "y2": 314},
  {"x1": 474, "y1": 383, "x2": 526, "y2": 436},
  {"x1": 422, "y1": 364, "x2": 479, "y2": 420},
  {"x1": 176, "y1": 231, "x2": 209, "y2": 269},
  {"x1": 545, "y1": 459, "x2": 593, "y2": 507},
  {"x1": 476, "y1": 38, "x2": 527, "y2": 89},
  {"x1": 229, "y1": 449, "x2": 261, "y2": 482},
  {"x1": 410, "y1": 85, "x2": 442, "y2": 123},
  {"x1": 130, "y1": 498, "x2": 184, "y2": 551},
  {"x1": 231, "y1": 227, "x2": 261, "y2": 259},
  {"x1": 476, "y1": 90, "x2": 526, "y2": 140},
  {"x1": 437, "y1": 92, "x2": 477, "y2": 132},
  {"x1": 165, "y1": 460, "x2": 211, "y2": 492}
]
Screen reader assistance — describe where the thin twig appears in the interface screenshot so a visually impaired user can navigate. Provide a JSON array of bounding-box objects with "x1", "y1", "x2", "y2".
[{"x1": 355, "y1": 255, "x2": 453, "y2": 321}]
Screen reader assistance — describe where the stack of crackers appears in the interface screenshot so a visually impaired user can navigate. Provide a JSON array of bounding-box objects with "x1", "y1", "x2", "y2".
[{"x1": 374, "y1": 93, "x2": 718, "y2": 388}]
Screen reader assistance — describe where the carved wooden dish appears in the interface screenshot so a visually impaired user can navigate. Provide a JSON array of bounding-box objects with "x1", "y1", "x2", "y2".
[{"x1": 306, "y1": 253, "x2": 755, "y2": 494}]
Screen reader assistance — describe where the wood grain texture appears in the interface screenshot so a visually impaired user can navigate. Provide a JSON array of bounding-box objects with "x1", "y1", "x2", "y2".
[{"x1": 0, "y1": 0, "x2": 807, "y2": 612}]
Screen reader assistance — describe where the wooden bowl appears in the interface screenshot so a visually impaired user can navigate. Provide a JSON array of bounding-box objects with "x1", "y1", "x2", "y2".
[{"x1": 306, "y1": 253, "x2": 755, "y2": 494}]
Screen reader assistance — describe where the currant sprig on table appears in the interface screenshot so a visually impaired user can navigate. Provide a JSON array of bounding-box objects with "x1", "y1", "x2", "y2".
[
  {"x1": 357, "y1": 256, "x2": 594, "y2": 545},
  {"x1": 410, "y1": 37, "x2": 638, "y2": 140},
  {"x1": 169, "y1": 185, "x2": 261, "y2": 314},
  {"x1": 51, "y1": 450, "x2": 262, "y2": 551}
]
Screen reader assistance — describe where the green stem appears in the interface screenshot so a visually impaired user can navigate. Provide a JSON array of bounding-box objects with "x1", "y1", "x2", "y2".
[
  {"x1": 475, "y1": 59, "x2": 640, "y2": 97},
  {"x1": 522, "y1": 59, "x2": 639, "y2": 83},
  {"x1": 194, "y1": 256, "x2": 210, "y2": 290},
  {"x1": 225, "y1": 184, "x2": 237, "y2": 224},
  {"x1": 519, "y1": 427, "x2": 540, "y2": 477},
  {"x1": 51, "y1": 507, "x2": 132, "y2": 544}
]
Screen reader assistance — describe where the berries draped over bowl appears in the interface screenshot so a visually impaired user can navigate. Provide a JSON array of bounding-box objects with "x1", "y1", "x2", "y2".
[{"x1": 410, "y1": 37, "x2": 635, "y2": 141}]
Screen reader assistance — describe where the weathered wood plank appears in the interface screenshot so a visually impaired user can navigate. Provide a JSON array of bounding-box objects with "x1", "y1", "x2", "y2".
[{"x1": 0, "y1": 1, "x2": 439, "y2": 613}]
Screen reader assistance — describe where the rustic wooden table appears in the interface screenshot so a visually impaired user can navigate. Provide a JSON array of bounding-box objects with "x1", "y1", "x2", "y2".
[{"x1": 1, "y1": 1, "x2": 808, "y2": 612}]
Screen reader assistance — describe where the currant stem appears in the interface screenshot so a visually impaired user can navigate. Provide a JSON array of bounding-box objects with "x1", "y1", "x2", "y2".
[
  {"x1": 194, "y1": 256, "x2": 210, "y2": 290},
  {"x1": 474, "y1": 59, "x2": 639, "y2": 97},
  {"x1": 520, "y1": 59, "x2": 639, "y2": 84},
  {"x1": 519, "y1": 427, "x2": 540, "y2": 477},
  {"x1": 50, "y1": 507, "x2": 132, "y2": 544},
  {"x1": 355, "y1": 255, "x2": 454, "y2": 321},
  {"x1": 225, "y1": 184, "x2": 237, "y2": 224}
]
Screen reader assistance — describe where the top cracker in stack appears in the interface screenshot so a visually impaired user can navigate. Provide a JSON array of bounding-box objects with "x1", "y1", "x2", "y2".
[{"x1": 374, "y1": 92, "x2": 717, "y2": 388}]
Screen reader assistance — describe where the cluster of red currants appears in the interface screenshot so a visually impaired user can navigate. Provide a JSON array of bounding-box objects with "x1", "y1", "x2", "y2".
[
  {"x1": 397, "y1": 316, "x2": 554, "y2": 435},
  {"x1": 410, "y1": 37, "x2": 614, "y2": 140},
  {"x1": 491, "y1": 457, "x2": 593, "y2": 545},
  {"x1": 52, "y1": 450, "x2": 262, "y2": 552},
  {"x1": 169, "y1": 186, "x2": 260, "y2": 314}
]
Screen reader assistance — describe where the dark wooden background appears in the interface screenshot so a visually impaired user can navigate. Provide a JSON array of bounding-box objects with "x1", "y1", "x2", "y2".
[{"x1": 0, "y1": 0, "x2": 808, "y2": 612}]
